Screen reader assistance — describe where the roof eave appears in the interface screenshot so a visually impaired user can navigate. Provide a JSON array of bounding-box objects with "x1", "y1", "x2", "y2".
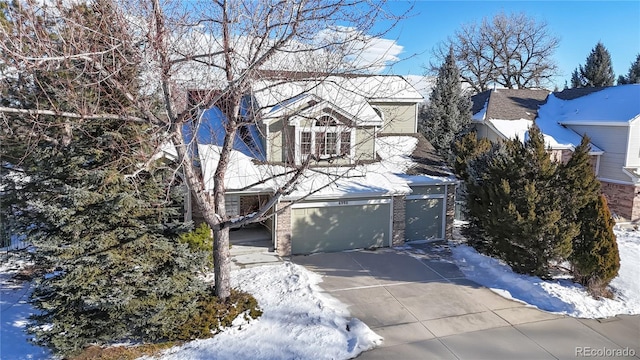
[
  {"x1": 559, "y1": 120, "x2": 632, "y2": 127},
  {"x1": 368, "y1": 97, "x2": 424, "y2": 103},
  {"x1": 622, "y1": 167, "x2": 640, "y2": 184}
]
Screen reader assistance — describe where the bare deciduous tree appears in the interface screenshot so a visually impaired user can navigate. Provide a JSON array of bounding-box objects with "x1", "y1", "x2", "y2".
[
  {"x1": 431, "y1": 12, "x2": 560, "y2": 92},
  {"x1": 0, "y1": 0, "x2": 405, "y2": 299}
]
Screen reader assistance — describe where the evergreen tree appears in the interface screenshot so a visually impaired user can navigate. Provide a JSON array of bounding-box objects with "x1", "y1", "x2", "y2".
[
  {"x1": 572, "y1": 42, "x2": 615, "y2": 88},
  {"x1": 570, "y1": 195, "x2": 620, "y2": 293},
  {"x1": 464, "y1": 125, "x2": 577, "y2": 277},
  {"x1": 570, "y1": 68, "x2": 583, "y2": 89},
  {"x1": 618, "y1": 53, "x2": 640, "y2": 84},
  {"x1": 451, "y1": 132, "x2": 492, "y2": 182},
  {"x1": 558, "y1": 136, "x2": 601, "y2": 222},
  {"x1": 0, "y1": 1, "x2": 234, "y2": 355},
  {"x1": 419, "y1": 47, "x2": 471, "y2": 163},
  {"x1": 559, "y1": 136, "x2": 620, "y2": 293}
]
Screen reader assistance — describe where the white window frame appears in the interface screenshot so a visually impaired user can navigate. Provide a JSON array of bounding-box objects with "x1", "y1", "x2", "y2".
[{"x1": 295, "y1": 115, "x2": 354, "y2": 164}]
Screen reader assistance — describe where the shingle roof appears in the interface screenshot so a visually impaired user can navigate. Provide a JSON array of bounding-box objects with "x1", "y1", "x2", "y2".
[
  {"x1": 471, "y1": 90, "x2": 491, "y2": 116},
  {"x1": 480, "y1": 89, "x2": 551, "y2": 120}
]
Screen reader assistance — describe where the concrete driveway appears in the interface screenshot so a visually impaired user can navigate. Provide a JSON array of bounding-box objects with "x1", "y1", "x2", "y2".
[{"x1": 292, "y1": 243, "x2": 640, "y2": 360}]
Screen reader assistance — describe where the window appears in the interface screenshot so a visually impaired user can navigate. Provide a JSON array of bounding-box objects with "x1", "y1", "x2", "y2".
[
  {"x1": 298, "y1": 115, "x2": 352, "y2": 162},
  {"x1": 324, "y1": 133, "x2": 338, "y2": 156},
  {"x1": 301, "y1": 132, "x2": 312, "y2": 155},
  {"x1": 317, "y1": 115, "x2": 338, "y2": 127},
  {"x1": 340, "y1": 132, "x2": 351, "y2": 155}
]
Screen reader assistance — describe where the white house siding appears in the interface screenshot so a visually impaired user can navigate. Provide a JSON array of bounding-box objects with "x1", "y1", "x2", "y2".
[
  {"x1": 626, "y1": 120, "x2": 640, "y2": 167},
  {"x1": 474, "y1": 122, "x2": 505, "y2": 143},
  {"x1": 373, "y1": 103, "x2": 418, "y2": 134},
  {"x1": 566, "y1": 124, "x2": 630, "y2": 183}
]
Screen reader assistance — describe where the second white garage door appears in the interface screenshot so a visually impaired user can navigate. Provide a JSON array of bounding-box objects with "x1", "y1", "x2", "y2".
[{"x1": 291, "y1": 199, "x2": 391, "y2": 255}]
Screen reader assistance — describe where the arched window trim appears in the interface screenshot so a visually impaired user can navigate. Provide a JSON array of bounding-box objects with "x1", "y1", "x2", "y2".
[{"x1": 315, "y1": 114, "x2": 340, "y2": 127}]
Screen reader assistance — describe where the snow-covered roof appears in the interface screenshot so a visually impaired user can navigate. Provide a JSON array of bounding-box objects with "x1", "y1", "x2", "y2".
[
  {"x1": 253, "y1": 75, "x2": 423, "y2": 127},
  {"x1": 469, "y1": 87, "x2": 640, "y2": 153},
  {"x1": 487, "y1": 119, "x2": 532, "y2": 142},
  {"x1": 197, "y1": 136, "x2": 455, "y2": 200},
  {"x1": 488, "y1": 118, "x2": 604, "y2": 153},
  {"x1": 543, "y1": 84, "x2": 640, "y2": 126}
]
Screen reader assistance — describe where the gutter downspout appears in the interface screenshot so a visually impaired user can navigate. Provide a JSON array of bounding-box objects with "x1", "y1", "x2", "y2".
[{"x1": 273, "y1": 196, "x2": 279, "y2": 252}]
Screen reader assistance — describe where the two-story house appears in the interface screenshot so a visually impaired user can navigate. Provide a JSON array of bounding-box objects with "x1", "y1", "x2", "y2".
[
  {"x1": 178, "y1": 73, "x2": 458, "y2": 256},
  {"x1": 471, "y1": 84, "x2": 640, "y2": 223}
]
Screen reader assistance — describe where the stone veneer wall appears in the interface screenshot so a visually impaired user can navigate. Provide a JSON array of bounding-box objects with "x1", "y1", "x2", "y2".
[
  {"x1": 446, "y1": 184, "x2": 456, "y2": 239},
  {"x1": 275, "y1": 201, "x2": 292, "y2": 256},
  {"x1": 600, "y1": 181, "x2": 640, "y2": 223},
  {"x1": 392, "y1": 196, "x2": 406, "y2": 246}
]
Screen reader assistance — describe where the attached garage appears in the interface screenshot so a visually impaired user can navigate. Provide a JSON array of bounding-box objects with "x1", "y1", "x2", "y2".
[
  {"x1": 405, "y1": 185, "x2": 447, "y2": 241},
  {"x1": 290, "y1": 198, "x2": 391, "y2": 254}
]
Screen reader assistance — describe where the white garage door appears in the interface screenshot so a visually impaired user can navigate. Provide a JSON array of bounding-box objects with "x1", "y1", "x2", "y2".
[{"x1": 291, "y1": 199, "x2": 391, "y2": 254}]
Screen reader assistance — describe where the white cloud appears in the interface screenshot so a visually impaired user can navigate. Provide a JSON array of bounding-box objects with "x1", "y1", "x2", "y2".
[
  {"x1": 315, "y1": 26, "x2": 404, "y2": 74},
  {"x1": 351, "y1": 35, "x2": 404, "y2": 73}
]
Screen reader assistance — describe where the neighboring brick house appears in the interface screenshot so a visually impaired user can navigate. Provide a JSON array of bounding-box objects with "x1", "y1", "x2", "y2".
[
  {"x1": 471, "y1": 85, "x2": 640, "y2": 223},
  {"x1": 175, "y1": 73, "x2": 457, "y2": 256}
]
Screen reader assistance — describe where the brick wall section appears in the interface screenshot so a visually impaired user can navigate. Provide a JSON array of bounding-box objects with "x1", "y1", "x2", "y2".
[
  {"x1": 392, "y1": 196, "x2": 406, "y2": 246},
  {"x1": 446, "y1": 184, "x2": 456, "y2": 240},
  {"x1": 549, "y1": 150, "x2": 599, "y2": 174},
  {"x1": 275, "y1": 202, "x2": 292, "y2": 256},
  {"x1": 600, "y1": 181, "x2": 640, "y2": 223}
]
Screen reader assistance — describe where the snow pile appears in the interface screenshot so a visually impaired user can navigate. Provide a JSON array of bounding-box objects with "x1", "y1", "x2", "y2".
[
  {"x1": 0, "y1": 254, "x2": 51, "y2": 360},
  {"x1": 153, "y1": 262, "x2": 381, "y2": 360},
  {"x1": 375, "y1": 136, "x2": 418, "y2": 160},
  {"x1": 451, "y1": 228, "x2": 640, "y2": 318}
]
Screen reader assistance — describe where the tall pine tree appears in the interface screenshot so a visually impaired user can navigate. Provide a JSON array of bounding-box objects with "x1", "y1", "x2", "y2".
[
  {"x1": 571, "y1": 42, "x2": 615, "y2": 88},
  {"x1": 559, "y1": 136, "x2": 620, "y2": 293},
  {"x1": 570, "y1": 195, "x2": 620, "y2": 293},
  {"x1": 618, "y1": 53, "x2": 640, "y2": 84},
  {"x1": 559, "y1": 136, "x2": 601, "y2": 222},
  {"x1": 419, "y1": 47, "x2": 471, "y2": 163}
]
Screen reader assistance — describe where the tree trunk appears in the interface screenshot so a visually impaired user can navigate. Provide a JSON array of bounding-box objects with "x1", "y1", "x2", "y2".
[{"x1": 213, "y1": 226, "x2": 231, "y2": 299}]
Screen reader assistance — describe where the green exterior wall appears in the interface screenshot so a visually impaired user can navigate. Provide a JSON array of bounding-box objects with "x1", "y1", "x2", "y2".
[{"x1": 372, "y1": 102, "x2": 418, "y2": 134}]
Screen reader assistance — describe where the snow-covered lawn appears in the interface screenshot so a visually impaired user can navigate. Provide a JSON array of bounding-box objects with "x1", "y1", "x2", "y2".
[
  {"x1": 0, "y1": 253, "x2": 51, "y2": 360},
  {"x1": 2, "y1": 226, "x2": 638, "y2": 359},
  {"x1": 451, "y1": 226, "x2": 640, "y2": 318},
  {"x1": 149, "y1": 263, "x2": 381, "y2": 360},
  {"x1": 1, "y1": 259, "x2": 380, "y2": 360}
]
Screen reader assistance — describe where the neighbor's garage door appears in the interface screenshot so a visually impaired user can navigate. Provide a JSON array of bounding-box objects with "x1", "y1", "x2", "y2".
[
  {"x1": 405, "y1": 185, "x2": 446, "y2": 241},
  {"x1": 291, "y1": 199, "x2": 390, "y2": 255}
]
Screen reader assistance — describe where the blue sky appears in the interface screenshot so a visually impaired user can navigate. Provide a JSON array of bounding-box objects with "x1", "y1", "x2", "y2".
[{"x1": 375, "y1": 1, "x2": 640, "y2": 88}]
